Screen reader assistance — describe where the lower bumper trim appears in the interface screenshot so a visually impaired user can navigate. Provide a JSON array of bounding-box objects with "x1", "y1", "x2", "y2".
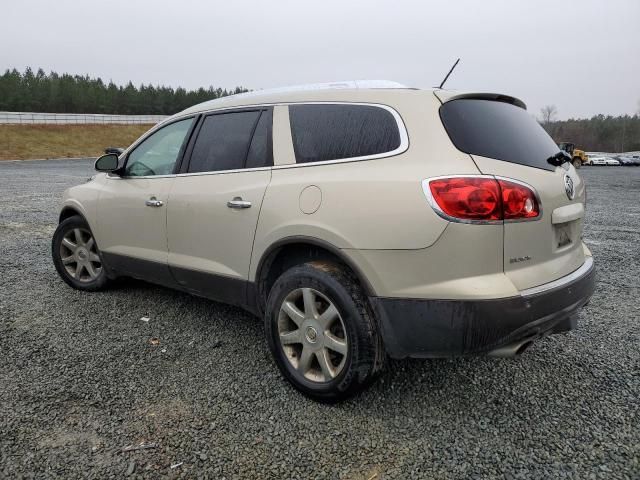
[{"x1": 369, "y1": 259, "x2": 595, "y2": 359}]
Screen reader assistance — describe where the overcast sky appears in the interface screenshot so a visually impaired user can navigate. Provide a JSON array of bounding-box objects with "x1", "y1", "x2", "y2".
[{"x1": 2, "y1": 0, "x2": 639, "y2": 119}]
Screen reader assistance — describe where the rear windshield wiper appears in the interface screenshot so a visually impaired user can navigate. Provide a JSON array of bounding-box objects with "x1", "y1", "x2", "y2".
[{"x1": 547, "y1": 150, "x2": 572, "y2": 167}]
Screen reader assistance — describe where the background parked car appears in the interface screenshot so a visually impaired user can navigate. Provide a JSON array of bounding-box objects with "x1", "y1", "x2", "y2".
[
  {"x1": 586, "y1": 152, "x2": 638, "y2": 166},
  {"x1": 615, "y1": 155, "x2": 640, "y2": 166},
  {"x1": 586, "y1": 156, "x2": 608, "y2": 166}
]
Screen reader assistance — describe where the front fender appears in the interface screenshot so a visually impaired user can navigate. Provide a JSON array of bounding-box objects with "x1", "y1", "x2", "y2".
[
  {"x1": 60, "y1": 198, "x2": 89, "y2": 222},
  {"x1": 58, "y1": 177, "x2": 103, "y2": 234}
]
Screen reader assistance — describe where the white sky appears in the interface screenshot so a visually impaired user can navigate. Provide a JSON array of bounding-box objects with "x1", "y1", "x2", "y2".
[{"x1": 2, "y1": 0, "x2": 639, "y2": 119}]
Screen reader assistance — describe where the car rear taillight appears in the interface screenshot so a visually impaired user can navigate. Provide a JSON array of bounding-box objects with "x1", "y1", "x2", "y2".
[
  {"x1": 428, "y1": 177, "x2": 502, "y2": 221},
  {"x1": 424, "y1": 176, "x2": 540, "y2": 223},
  {"x1": 498, "y1": 179, "x2": 539, "y2": 220}
]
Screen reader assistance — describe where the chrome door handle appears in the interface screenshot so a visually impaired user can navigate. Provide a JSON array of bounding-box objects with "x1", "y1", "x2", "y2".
[
  {"x1": 145, "y1": 197, "x2": 164, "y2": 207},
  {"x1": 227, "y1": 197, "x2": 252, "y2": 209}
]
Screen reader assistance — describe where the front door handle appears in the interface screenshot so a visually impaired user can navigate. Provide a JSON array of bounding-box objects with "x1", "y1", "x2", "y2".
[
  {"x1": 145, "y1": 197, "x2": 164, "y2": 207},
  {"x1": 227, "y1": 197, "x2": 252, "y2": 209}
]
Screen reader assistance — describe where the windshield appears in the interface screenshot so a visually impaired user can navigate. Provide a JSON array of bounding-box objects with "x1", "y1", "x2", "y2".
[{"x1": 440, "y1": 99, "x2": 560, "y2": 171}]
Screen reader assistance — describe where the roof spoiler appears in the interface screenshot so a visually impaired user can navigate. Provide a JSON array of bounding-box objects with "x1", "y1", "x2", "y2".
[{"x1": 434, "y1": 91, "x2": 527, "y2": 110}]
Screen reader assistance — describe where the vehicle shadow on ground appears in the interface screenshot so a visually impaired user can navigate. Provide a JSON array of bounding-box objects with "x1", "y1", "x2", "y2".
[{"x1": 102, "y1": 277, "x2": 582, "y2": 416}]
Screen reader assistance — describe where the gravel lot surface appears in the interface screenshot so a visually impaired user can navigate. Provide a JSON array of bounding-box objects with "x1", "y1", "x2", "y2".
[{"x1": 1, "y1": 159, "x2": 638, "y2": 479}]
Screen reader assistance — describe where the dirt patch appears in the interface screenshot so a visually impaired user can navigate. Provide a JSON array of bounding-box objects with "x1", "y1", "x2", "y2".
[{"x1": 0, "y1": 124, "x2": 151, "y2": 160}]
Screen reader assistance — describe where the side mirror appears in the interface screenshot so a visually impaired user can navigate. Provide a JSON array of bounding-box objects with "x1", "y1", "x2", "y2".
[
  {"x1": 95, "y1": 153, "x2": 120, "y2": 172},
  {"x1": 104, "y1": 147, "x2": 125, "y2": 155}
]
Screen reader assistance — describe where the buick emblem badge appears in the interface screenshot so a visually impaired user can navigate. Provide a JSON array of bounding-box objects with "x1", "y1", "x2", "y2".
[{"x1": 564, "y1": 174, "x2": 575, "y2": 200}]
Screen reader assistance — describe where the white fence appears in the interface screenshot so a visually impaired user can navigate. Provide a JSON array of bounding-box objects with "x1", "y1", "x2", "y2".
[{"x1": 0, "y1": 111, "x2": 168, "y2": 125}]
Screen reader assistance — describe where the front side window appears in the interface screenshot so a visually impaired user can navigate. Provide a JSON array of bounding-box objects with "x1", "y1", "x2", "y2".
[
  {"x1": 187, "y1": 110, "x2": 263, "y2": 173},
  {"x1": 125, "y1": 118, "x2": 194, "y2": 176},
  {"x1": 289, "y1": 104, "x2": 402, "y2": 163}
]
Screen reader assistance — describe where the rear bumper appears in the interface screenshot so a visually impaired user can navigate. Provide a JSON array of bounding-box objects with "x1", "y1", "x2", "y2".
[{"x1": 369, "y1": 257, "x2": 595, "y2": 359}]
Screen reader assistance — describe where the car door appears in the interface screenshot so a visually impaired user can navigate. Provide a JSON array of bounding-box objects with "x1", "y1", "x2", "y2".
[
  {"x1": 167, "y1": 108, "x2": 272, "y2": 306},
  {"x1": 96, "y1": 117, "x2": 196, "y2": 286}
]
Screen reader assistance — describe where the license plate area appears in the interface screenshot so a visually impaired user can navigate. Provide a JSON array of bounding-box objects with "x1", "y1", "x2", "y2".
[{"x1": 554, "y1": 220, "x2": 579, "y2": 250}]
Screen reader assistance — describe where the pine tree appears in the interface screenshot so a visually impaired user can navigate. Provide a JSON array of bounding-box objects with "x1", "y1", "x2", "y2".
[{"x1": 0, "y1": 67, "x2": 248, "y2": 115}]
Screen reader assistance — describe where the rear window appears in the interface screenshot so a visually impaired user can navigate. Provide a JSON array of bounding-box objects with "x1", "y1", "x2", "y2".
[
  {"x1": 440, "y1": 99, "x2": 560, "y2": 171},
  {"x1": 289, "y1": 104, "x2": 401, "y2": 163}
]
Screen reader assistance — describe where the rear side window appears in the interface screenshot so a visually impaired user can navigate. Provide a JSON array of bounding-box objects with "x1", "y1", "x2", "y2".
[
  {"x1": 289, "y1": 104, "x2": 401, "y2": 163},
  {"x1": 187, "y1": 110, "x2": 262, "y2": 173},
  {"x1": 440, "y1": 99, "x2": 560, "y2": 171}
]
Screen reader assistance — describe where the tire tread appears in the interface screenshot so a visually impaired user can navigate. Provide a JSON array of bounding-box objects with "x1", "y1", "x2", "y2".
[
  {"x1": 265, "y1": 261, "x2": 385, "y2": 402},
  {"x1": 51, "y1": 215, "x2": 110, "y2": 292}
]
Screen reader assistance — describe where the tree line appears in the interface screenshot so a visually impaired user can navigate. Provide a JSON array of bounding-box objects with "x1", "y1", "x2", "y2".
[
  {"x1": 0, "y1": 67, "x2": 248, "y2": 115},
  {"x1": 2, "y1": 68, "x2": 638, "y2": 152},
  {"x1": 540, "y1": 105, "x2": 640, "y2": 153}
]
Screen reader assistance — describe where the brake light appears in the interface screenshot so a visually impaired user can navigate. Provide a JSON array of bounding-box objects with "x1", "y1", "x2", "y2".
[
  {"x1": 425, "y1": 176, "x2": 539, "y2": 222},
  {"x1": 498, "y1": 179, "x2": 539, "y2": 220},
  {"x1": 428, "y1": 177, "x2": 501, "y2": 221}
]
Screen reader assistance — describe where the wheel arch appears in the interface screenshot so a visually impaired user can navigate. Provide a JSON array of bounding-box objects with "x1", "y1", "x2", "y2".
[
  {"x1": 254, "y1": 236, "x2": 376, "y2": 313},
  {"x1": 59, "y1": 206, "x2": 84, "y2": 223}
]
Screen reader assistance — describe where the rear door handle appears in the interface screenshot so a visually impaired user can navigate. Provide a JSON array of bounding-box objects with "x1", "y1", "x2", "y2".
[
  {"x1": 145, "y1": 197, "x2": 164, "y2": 207},
  {"x1": 227, "y1": 197, "x2": 252, "y2": 209}
]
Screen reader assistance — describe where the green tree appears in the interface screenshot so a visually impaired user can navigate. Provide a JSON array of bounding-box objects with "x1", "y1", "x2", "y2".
[{"x1": 0, "y1": 67, "x2": 248, "y2": 115}]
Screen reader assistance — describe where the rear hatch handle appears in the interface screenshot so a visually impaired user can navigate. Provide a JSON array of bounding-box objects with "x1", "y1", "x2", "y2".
[{"x1": 552, "y1": 202, "x2": 584, "y2": 224}]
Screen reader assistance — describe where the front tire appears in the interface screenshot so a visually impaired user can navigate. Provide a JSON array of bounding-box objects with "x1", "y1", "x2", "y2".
[
  {"x1": 52, "y1": 215, "x2": 110, "y2": 291},
  {"x1": 265, "y1": 262, "x2": 385, "y2": 402},
  {"x1": 573, "y1": 159, "x2": 582, "y2": 169}
]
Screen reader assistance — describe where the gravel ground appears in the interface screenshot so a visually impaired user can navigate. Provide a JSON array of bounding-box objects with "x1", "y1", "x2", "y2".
[{"x1": 0, "y1": 159, "x2": 638, "y2": 479}]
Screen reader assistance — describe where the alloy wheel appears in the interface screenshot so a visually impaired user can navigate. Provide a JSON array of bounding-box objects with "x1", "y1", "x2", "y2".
[
  {"x1": 59, "y1": 228, "x2": 102, "y2": 282},
  {"x1": 277, "y1": 288, "x2": 348, "y2": 383}
]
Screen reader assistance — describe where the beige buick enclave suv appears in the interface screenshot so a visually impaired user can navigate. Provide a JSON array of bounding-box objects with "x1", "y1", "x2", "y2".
[{"x1": 52, "y1": 81, "x2": 595, "y2": 401}]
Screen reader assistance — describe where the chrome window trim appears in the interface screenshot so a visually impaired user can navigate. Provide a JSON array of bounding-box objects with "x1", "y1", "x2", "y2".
[
  {"x1": 519, "y1": 256, "x2": 594, "y2": 297},
  {"x1": 421, "y1": 174, "x2": 543, "y2": 225},
  {"x1": 112, "y1": 101, "x2": 409, "y2": 179},
  {"x1": 278, "y1": 102, "x2": 409, "y2": 169},
  {"x1": 106, "y1": 165, "x2": 272, "y2": 180}
]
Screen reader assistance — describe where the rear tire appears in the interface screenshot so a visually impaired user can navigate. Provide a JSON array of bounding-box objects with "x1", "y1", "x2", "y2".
[
  {"x1": 52, "y1": 215, "x2": 110, "y2": 291},
  {"x1": 265, "y1": 262, "x2": 385, "y2": 402}
]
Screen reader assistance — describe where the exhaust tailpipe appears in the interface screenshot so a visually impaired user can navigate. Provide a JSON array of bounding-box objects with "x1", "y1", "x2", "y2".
[{"x1": 488, "y1": 338, "x2": 535, "y2": 358}]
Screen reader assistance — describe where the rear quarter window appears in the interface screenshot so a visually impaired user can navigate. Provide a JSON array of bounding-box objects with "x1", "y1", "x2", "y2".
[
  {"x1": 440, "y1": 99, "x2": 560, "y2": 171},
  {"x1": 289, "y1": 104, "x2": 402, "y2": 163}
]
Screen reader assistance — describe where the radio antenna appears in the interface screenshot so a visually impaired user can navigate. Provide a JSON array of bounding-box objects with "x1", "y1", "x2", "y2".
[{"x1": 438, "y1": 58, "x2": 460, "y2": 89}]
